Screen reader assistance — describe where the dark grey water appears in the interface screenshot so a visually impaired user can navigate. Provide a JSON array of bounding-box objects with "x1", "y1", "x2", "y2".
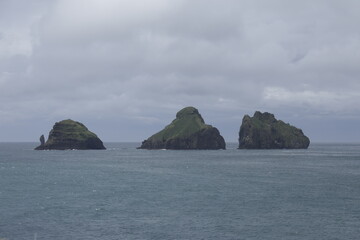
[{"x1": 0, "y1": 143, "x2": 359, "y2": 240}]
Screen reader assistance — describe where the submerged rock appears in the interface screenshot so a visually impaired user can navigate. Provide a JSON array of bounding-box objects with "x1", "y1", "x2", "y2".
[
  {"x1": 139, "y1": 107, "x2": 226, "y2": 150},
  {"x1": 238, "y1": 111, "x2": 310, "y2": 149},
  {"x1": 35, "y1": 119, "x2": 106, "y2": 150}
]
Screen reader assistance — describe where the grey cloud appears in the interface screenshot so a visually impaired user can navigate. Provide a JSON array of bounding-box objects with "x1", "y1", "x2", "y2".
[{"x1": 0, "y1": 0, "x2": 360, "y2": 142}]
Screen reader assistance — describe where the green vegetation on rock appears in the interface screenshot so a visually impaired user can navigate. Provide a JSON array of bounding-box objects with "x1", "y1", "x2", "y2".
[
  {"x1": 139, "y1": 107, "x2": 226, "y2": 150},
  {"x1": 239, "y1": 111, "x2": 310, "y2": 149},
  {"x1": 35, "y1": 119, "x2": 106, "y2": 150},
  {"x1": 149, "y1": 107, "x2": 206, "y2": 140}
]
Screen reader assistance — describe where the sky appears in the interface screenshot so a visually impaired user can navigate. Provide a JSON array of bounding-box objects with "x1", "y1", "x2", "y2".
[{"x1": 1, "y1": 0, "x2": 360, "y2": 143}]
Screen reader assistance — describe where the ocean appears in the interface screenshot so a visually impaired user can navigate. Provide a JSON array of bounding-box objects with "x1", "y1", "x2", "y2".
[{"x1": 0, "y1": 142, "x2": 359, "y2": 240}]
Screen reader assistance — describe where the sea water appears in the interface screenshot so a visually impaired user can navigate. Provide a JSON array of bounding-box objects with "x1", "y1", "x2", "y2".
[{"x1": 0, "y1": 143, "x2": 359, "y2": 240}]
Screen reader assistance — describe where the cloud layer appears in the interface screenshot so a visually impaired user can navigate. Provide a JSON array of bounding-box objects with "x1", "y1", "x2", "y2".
[{"x1": 1, "y1": 0, "x2": 360, "y2": 142}]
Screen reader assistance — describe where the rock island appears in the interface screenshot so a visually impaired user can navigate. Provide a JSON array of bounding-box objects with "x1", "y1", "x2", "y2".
[
  {"x1": 35, "y1": 119, "x2": 106, "y2": 150},
  {"x1": 139, "y1": 107, "x2": 226, "y2": 150},
  {"x1": 238, "y1": 111, "x2": 310, "y2": 149}
]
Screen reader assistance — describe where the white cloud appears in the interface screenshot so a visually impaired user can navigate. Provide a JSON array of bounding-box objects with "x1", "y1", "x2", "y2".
[
  {"x1": 40, "y1": 0, "x2": 180, "y2": 44},
  {"x1": 263, "y1": 87, "x2": 360, "y2": 113},
  {"x1": 0, "y1": 30, "x2": 33, "y2": 58}
]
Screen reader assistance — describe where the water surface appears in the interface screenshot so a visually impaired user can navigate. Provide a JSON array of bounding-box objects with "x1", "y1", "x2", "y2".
[{"x1": 0, "y1": 143, "x2": 359, "y2": 239}]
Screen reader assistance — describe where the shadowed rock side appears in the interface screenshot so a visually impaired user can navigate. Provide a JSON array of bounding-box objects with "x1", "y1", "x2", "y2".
[
  {"x1": 239, "y1": 111, "x2": 310, "y2": 149},
  {"x1": 39, "y1": 134, "x2": 45, "y2": 146},
  {"x1": 35, "y1": 119, "x2": 106, "y2": 150},
  {"x1": 139, "y1": 107, "x2": 226, "y2": 150}
]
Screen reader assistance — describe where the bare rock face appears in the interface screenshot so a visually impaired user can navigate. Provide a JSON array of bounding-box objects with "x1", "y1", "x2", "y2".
[
  {"x1": 139, "y1": 107, "x2": 226, "y2": 150},
  {"x1": 238, "y1": 111, "x2": 310, "y2": 149},
  {"x1": 35, "y1": 119, "x2": 106, "y2": 150}
]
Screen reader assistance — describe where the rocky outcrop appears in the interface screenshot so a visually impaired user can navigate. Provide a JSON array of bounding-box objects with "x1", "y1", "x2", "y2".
[
  {"x1": 35, "y1": 119, "x2": 106, "y2": 150},
  {"x1": 139, "y1": 107, "x2": 226, "y2": 150},
  {"x1": 238, "y1": 111, "x2": 310, "y2": 149},
  {"x1": 39, "y1": 134, "x2": 45, "y2": 146}
]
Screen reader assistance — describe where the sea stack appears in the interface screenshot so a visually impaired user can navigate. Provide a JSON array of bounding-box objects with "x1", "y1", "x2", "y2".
[
  {"x1": 139, "y1": 107, "x2": 226, "y2": 150},
  {"x1": 39, "y1": 134, "x2": 45, "y2": 146},
  {"x1": 35, "y1": 119, "x2": 106, "y2": 150},
  {"x1": 238, "y1": 111, "x2": 310, "y2": 149}
]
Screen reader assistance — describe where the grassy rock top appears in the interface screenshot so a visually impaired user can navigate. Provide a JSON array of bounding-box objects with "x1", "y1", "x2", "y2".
[
  {"x1": 46, "y1": 119, "x2": 98, "y2": 144},
  {"x1": 148, "y1": 107, "x2": 211, "y2": 142},
  {"x1": 247, "y1": 111, "x2": 303, "y2": 137}
]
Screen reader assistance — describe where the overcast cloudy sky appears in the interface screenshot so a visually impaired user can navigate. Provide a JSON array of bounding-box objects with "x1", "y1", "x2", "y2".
[{"x1": 1, "y1": 0, "x2": 359, "y2": 143}]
